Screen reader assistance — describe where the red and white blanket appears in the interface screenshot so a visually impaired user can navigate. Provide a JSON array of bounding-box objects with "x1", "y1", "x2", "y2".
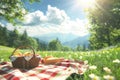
[{"x1": 0, "y1": 59, "x2": 88, "y2": 80}]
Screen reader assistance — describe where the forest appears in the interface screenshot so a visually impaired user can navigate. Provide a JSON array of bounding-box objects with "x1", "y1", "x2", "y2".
[{"x1": 0, "y1": 25, "x2": 79, "y2": 51}]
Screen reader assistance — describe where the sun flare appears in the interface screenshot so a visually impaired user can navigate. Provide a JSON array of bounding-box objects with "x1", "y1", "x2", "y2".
[{"x1": 76, "y1": 0, "x2": 96, "y2": 9}]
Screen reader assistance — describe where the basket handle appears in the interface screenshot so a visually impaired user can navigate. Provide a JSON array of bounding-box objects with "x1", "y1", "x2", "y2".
[{"x1": 10, "y1": 46, "x2": 35, "y2": 57}]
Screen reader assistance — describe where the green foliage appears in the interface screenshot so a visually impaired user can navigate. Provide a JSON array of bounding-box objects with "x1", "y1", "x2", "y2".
[
  {"x1": 20, "y1": 30, "x2": 29, "y2": 46},
  {"x1": 37, "y1": 40, "x2": 48, "y2": 51},
  {"x1": 86, "y1": 0, "x2": 120, "y2": 49},
  {"x1": 62, "y1": 46, "x2": 72, "y2": 51},
  {"x1": 27, "y1": 37, "x2": 38, "y2": 50},
  {"x1": 0, "y1": 25, "x2": 39, "y2": 49},
  {"x1": 0, "y1": 0, "x2": 40, "y2": 25},
  {"x1": 0, "y1": 26, "x2": 9, "y2": 46},
  {"x1": 8, "y1": 28, "x2": 20, "y2": 47},
  {"x1": 0, "y1": 0, "x2": 25, "y2": 25},
  {"x1": 48, "y1": 38, "x2": 62, "y2": 51},
  {"x1": 76, "y1": 44, "x2": 83, "y2": 51},
  {"x1": 0, "y1": 25, "x2": 80, "y2": 51}
]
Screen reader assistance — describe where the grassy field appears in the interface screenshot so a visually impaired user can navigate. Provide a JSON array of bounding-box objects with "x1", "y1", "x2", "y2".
[{"x1": 0, "y1": 45, "x2": 120, "y2": 80}]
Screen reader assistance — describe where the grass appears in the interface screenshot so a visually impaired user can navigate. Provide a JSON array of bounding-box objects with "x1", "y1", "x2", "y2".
[
  {"x1": 0, "y1": 46, "x2": 14, "y2": 61},
  {"x1": 0, "y1": 45, "x2": 120, "y2": 80}
]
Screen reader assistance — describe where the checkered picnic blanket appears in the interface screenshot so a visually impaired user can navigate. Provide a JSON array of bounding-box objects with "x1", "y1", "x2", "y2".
[{"x1": 0, "y1": 59, "x2": 88, "y2": 80}]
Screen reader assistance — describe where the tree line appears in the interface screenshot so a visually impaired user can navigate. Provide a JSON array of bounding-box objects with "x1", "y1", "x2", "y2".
[
  {"x1": 0, "y1": 25, "x2": 38, "y2": 49},
  {"x1": 0, "y1": 25, "x2": 87, "y2": 51}
]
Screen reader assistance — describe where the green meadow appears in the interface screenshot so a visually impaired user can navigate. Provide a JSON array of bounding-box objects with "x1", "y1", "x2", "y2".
[{"x1": 0, "y1": 45, "x2": 120, "y2": 80}]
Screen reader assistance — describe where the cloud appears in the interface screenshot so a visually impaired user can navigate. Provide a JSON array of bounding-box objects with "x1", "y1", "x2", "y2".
[
  {"x1": 5, "y1": 5, "x2": 89, "y2": 37},
  {"x1": 46, "y1": 5, "x2": 70, "y2": 24},
  {"x1": 23, "y1": 5, "x2": 69, "y2": 26},
  {"x1": 23, "y1": 11, "x2": 47, "y2": 26}
]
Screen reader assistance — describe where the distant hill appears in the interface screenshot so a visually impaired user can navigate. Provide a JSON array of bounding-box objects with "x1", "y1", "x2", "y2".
[
  {"x1": 36, "y1": 33, "x2": 79, "y2": 43},
  {"x1": 63, "y1": 34, "x2": 90, "y2": 48},
  {"x1": 35, "y1": 33, "x2": 90, "y2": 48}
]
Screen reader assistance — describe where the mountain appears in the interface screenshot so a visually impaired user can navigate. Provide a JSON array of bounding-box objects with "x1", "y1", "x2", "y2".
[
  {"x1": 36, "y1": 33, "x2": 79, "y2": 43},
  {"x1": 35, "y1": 33, "x2": 90, "y2": 48},
  {"x1": 63, "y1": 34, "x2": 90, "y2": 48}
]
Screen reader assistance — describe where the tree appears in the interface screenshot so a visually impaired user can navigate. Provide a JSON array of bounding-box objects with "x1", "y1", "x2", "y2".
[
  {"x1": 62, "y1": 46, "x2": 72, "y2": 51},
  {"x1": 20, "y1": 30, "x2": 29, "y2": 46},
  {"x1": 35, "y1": 39, "x2": 48, "y2": 51},
  {"x1": 0, "y1": 26, "x2": 9, "y2": 46},
  {"x1": 0, "y1": 25, "x2": 39, "y2": 49},
  {"x1": 27, "y1": 37, "x2": 38, "y2": 50},
  {"x1": 76, "y1": 44, "x2": 83, "y2": 51},
  {"x1": 86, "y1": 0, "x2": 120, "y2": 49},
  {"x1": 48, "y1": 38, "x2": 62, "y2": 51},
  {"x1": 8, "y1": 28, "x2": 20, "y2": 47},
  {"x1": 0, "y1": 0, "x2": 40, "y2": 25}
]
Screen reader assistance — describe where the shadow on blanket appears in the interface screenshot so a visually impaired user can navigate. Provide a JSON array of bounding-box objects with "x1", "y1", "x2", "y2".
[{"x1": 66, "y1": 73, "x2": 84, "y2": 80}]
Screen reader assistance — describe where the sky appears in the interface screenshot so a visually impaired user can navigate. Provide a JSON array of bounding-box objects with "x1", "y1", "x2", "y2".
[{"x1": 1, "y1": 0, "x2": 91, "y2": 37}]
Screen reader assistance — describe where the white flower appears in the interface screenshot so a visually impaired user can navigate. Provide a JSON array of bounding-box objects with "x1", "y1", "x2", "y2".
[
  {"x1": 89, "y1": 65, "x2": 97, "y2": 70},
  {"x1": 103, "y1": 75, "x2": 115, "y2": 80},
  {"x1": 84, "y1": 60, "x2": 88, "y2": 64},
  {"x1": 79, "y1": 56, "x2": 82, "y2": 59},
  {"x1": 113, "y1": 59, "x2": 120, "y2": 63},
  {"x1": 89, "y1": 73, "x2": 100, "y2": 80},
  {"x1": 103, "y1": 67, "x2": 112, "y2": 74},
  {"x1": 0, "y1": 59, "x2": 4, "y2": 62}
]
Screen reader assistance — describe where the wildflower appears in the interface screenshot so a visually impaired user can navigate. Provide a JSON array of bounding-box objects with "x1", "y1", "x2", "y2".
[
  {"x1": 113, "y1": 59, "x2": 120, "y2": 63},
  {"x1": 89, "y1": 73, "x2": 100, "y2": 80},
  {"x1": 103, "y1": 67, "x2": 112, "y2": 74},
  {"x1": 103, "y1": 75, "x2": 115, "y2": 80},
  {"x1": 0, "y1": 58, "x2": 4, "y2": 62},
  {"x1": 79, "y1": 56, "x2": 82, "y2": 59},
  {"x1": 69, "y1": 55, "x2": 72, "y2": 59},
  {"x1": 84, "y1": 60, "x2": 88, "y2": 64},
  {"x1": 89, "y1": 65, "x2": 97, "y2": 70}
]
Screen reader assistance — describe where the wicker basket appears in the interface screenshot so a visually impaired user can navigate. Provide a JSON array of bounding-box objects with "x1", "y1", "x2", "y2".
[{"x1": 9, "y1": 46, "x2": 41, "y2": 69}]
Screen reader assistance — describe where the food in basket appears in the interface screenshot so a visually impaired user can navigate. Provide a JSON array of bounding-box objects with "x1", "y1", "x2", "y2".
[
  {"x1": 43, "y1": 56, "x2": 64, "y2": 64},
  {"x1": 10, "y1": 46, "x2": 41, "y2": 69},
  {"x1": 24, "y1": 52, "x2": 33, "y2": 56},
  {"x1": 13, "y1": 51, "x2": 22, "y2": 57}
]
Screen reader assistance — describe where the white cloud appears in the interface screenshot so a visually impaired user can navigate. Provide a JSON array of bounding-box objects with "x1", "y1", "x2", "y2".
[
  {"x1": 5, "y1": 23, "x2": 26, "y2": 34},
  {"x1": 5, "y1": 5, "x2": 89, "y2": 37},
  {"x1": 6, "y1": 23, "x2": 15, "y2": 31},
  {"x1": 46, "y1": 5, "x2": 70, "y2": 24},
  {"x1": 57, "y1": 18, "x2": 89, "y2": 36}
]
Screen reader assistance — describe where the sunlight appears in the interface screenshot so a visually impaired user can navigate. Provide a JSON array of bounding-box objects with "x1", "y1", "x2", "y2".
[{"x1": 76, "y1": 0, "x2": 96, "y2": 9}]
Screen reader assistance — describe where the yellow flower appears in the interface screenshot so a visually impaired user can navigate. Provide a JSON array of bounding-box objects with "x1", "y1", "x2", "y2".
[
  {"x1": 89, "y1": 73, "x2": 100, "y2": 80},
  {"x1": 103, "y1": 75, "x2": 115, "y2": 80},
  {"x1": 103, "y1": 67, "x2": 112, "y2": 74}
]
